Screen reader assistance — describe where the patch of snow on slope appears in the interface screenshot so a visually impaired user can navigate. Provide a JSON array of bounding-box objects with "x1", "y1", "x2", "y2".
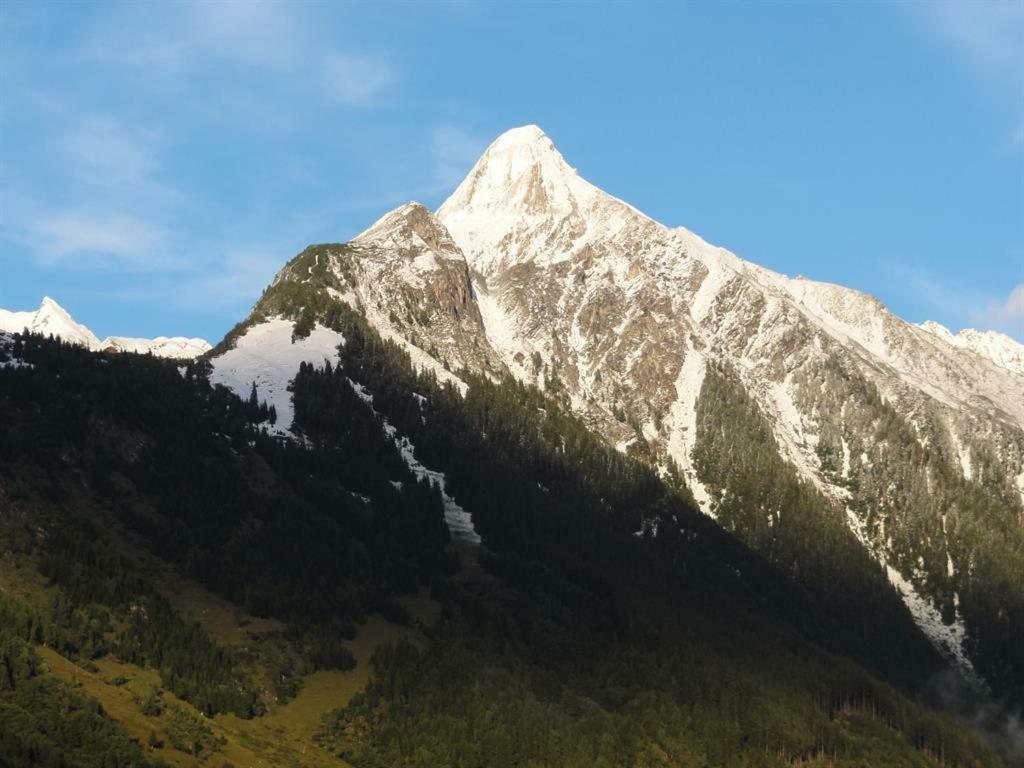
[
  {"x1": 666, "y1": 348, "x2": 713, "y2": 516},
  {"x1": 474, "y1": 281, "x2": 527, "y2": 370},
  {"x1": 951, "y1": 429, "x2": 973, "y2": 482},
  {"x1": 766, "y1": 374, "x2": 836, "y2": 499},
  {"x1": 845, "y1": 507, "x2": 976, "y2": 678},
  {"x1": 347, "y1": 379, "x2": 481, "y2": 546},
  {"x1": 388, "y1": 426, "x2": 481, "y2": 546},
  {"x1": 886, "y1": 563, "x2": 975, "y2": 677},
  {"x1": 689, "y1": 256, "x2": 732, "y2": 324},
  {"x1": 210, "y1": 318, "x2": 344, "y2": 437}
]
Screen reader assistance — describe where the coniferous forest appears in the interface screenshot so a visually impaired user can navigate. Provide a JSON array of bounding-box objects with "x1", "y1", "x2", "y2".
[{"x1": 0, "y1": 314, "x2": 1010, "y2": 767}]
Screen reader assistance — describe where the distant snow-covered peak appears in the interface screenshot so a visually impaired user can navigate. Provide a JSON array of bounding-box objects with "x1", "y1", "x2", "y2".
[
  {"x1": 918, "y1": 321, "x2": 1024, "y2": 375},
  {"x1": 102, "y1": 336, "x2": 212, "y2": 359},
  {"x1": 0, "y1": 296, "x2": 101, "y2": 349},
  {"x1": 0, "y1": 297, "x2": 210, "y2": 359}
]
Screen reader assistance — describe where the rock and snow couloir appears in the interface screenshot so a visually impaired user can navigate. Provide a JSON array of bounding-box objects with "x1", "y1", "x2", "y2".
[{"x1": 0, "y1": 297, "x2": 211, "y2": 358}]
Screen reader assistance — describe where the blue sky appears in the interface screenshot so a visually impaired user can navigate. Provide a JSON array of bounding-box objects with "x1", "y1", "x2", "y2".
[{"x1": 1, "y1": 1, "x2": 1021, "y2": 342}]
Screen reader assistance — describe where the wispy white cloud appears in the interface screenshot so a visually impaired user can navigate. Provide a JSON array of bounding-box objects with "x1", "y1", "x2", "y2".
[
  {"x1": 58, "y1": 116, "x2": 162, "y2": 189},
  {"x1": 976, "y1": 283, "x2": 1024, "y2": 333},
  {"x1": 910, "y1": 0, "x2": 1024, "y2": 147},
  {"x1": 325, "y1": 52, "x2": 395, "y2": 106},
  {"x1": 77, "y1": 1, "x2": 396, "y2": 108},
  {"x1": 177, "y1": 247, "x2": 284, "y2": 309},
  {"x1": 31, "y1": 211, "x2": 168, "y2": 268},
  {"x1": 913, "y1": 0, "x2": 1024, "y2": 87},
  {"x1": 192, "y1": 0, "x2": 302, "y2": 69},
  {"x1": 432, "y1": 124, "x2": 487, "y2": 190},
  {"x1": 77, "y1": 0, "x2": 295, "y2": 78},
  {"x1": 5, "y1": 2, "x2": 401, "y2": 288}
]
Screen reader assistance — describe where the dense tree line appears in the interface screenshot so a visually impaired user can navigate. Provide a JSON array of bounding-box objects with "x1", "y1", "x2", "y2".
[
  {"x1": 0, "y1": 297, "x2": 1006, "y2": 766},
  {"x1": 259, "y1": 294, "x2": 998, "y2": 765},
  {"x1": 0, "y1": 331, "x2": 454, "y2": 719},
  {"x1": 693, "y1": 362, "x2": 942, "y2": 689},
  {"x1": 793, "y1": 356, "x2": 1024, "y2": 703}
]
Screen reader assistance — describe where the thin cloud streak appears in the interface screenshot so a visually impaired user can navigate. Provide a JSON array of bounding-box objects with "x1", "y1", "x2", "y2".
[
  {"x1": 913, "y1": 0, "x2": 1024, "y2": 88},
  {"x1": 31, "y1": 211, "x2": 168, "y2": 268},
  {"x1": 325, "y1": 52, "x2": 395, "y2": 106},
  {"x1": 889, "y1": 262, "x2": 1024, "y2": 340},
  {"x1": 909, "y1": 0, "x2": 1024, "y2": 148}
]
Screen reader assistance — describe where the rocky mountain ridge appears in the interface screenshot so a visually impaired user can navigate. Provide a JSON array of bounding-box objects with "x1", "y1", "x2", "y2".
[{"x1": 211, "y1": 125, "x2": 1023, "y2": 701}]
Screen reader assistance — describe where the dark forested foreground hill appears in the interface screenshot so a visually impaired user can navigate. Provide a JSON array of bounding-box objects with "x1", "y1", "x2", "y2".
[{"x1": 0, "y1": 327, "x2": 1011, "y2": 767}]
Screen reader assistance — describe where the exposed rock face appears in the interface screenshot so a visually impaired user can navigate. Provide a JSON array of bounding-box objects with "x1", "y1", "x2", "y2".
[{"x1": 346, "y1": 202, "x2": 505, "y2": 377}]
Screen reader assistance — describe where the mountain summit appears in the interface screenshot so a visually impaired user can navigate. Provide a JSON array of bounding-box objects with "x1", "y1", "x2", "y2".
[
  {"x1": 437, "y1": 124, "x2": 656, "y2": 276},
  {"x1": 0, "y1": 296, "x2": 102, "y2": 349}
]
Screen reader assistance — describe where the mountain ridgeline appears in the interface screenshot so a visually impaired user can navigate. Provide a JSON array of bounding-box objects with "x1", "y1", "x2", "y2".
[
  {"x1": 0, "y1": 124, "x2": 1021, "y2": 766},
  {"x1": 215, "y1": 126, "x2": 1023, "y2": 706}
]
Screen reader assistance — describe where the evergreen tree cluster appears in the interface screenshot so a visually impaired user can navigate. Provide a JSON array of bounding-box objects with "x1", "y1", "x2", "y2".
[
  {"x1": 0, "y1": 331, "x2": 454, "y2": 719},
  {"x1": 270, "y1": 298, "x2": 1000, "y2": 766},
  {"x1": 693, "y1": 362, "x2": 941, "y2": 689},
  {"x1": 0, "y1": 596, "x2": 165, "y2": 768},
  {"x1": 792, "y1": 356, "x2": 1024, "y2": 703},
  {"x1": 0, "y1": 309, "x2": 1008, "y2": 766}
]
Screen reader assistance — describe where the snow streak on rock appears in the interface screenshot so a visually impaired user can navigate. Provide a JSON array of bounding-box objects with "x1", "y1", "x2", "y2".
[
  {"x1": 666, "y1": 348, "x2": 712, "y2": 515},
  {"x1": 348, "y1": 379, "x2": 481, "y2": 547},
  {"x1": 845, "y1": 508, "x2": 976, "y2": 679}
]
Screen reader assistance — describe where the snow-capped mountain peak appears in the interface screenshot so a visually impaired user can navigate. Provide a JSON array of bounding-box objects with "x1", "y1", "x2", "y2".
[
  {"x1": 37, "y1": 296, "x2": 102, "y2": 347},
  {"x1": 437, "y1": 124, "x2": 655, "y2": 276},
  {"x1": 0, "y1": 297, "x2": 210, "y2": 359},
  {"x1": 0, "y1": 296, "x2": 101, "y2": 349}
]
